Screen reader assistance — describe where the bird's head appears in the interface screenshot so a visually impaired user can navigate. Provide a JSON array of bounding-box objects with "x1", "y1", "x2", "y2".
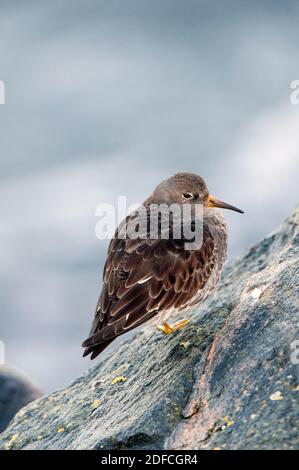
[{"x1": 150, "y1": 172, "x2": 244, "y2": 214}]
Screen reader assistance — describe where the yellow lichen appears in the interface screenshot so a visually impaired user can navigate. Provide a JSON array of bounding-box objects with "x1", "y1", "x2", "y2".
[
  {"x1": 57, "y1": 427, "x2": 65, "y2": 433},
  {"x1": 4, "y1": 433, "x2": 19, "y2": 450},
  {"x1": 222, "y1": 416, "x2": 234, "y2": 427},
  {"x1": 111, "y1": 376, "x2": 127, "y2": 385},
  {"x1": 92, "y1": 399, "x2": 102, "y2": 409},
  {"x1": 269, "y1": 391, "x2": 283, "y2": 401}
]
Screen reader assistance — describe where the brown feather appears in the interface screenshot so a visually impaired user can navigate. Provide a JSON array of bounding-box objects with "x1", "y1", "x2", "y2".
[{"x1": 82, "y1": 204, "x2": 219, "y2": 359}]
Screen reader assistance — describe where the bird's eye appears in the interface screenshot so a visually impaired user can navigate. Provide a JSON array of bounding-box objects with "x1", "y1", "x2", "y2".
[{"x1": 182, "y1": 192, "x2": 193, "y2": 199}]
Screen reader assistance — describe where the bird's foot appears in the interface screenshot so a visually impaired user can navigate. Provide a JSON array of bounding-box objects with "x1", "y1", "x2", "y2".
[{"x1": 157, "y1": 319, "x2": 190, "y2": 335}]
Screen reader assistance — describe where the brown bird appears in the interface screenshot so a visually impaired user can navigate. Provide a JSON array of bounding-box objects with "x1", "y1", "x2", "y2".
[{"x1": 82, "y1": 172, "x2": 243, "y2": 359}]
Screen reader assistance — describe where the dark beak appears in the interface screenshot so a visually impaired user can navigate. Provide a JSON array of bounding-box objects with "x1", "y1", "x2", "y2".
[{"x1": 208, "y1": 195, "x2": 244, "y2": 214}]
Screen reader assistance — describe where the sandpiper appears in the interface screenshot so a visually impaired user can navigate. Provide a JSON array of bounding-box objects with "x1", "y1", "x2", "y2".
[{"x1": 82, "y1": 172, "x2": 243, "y2": 359}]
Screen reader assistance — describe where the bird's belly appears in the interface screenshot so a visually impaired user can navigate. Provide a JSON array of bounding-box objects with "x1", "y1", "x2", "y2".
[{"x1": 153, "y1": 264, "x2": 223, "y2": 325}]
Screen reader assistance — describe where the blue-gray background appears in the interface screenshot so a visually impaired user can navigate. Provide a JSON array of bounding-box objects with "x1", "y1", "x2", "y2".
[{"x1": 0, "y1": 0, "x2": 299, "y2": 392}]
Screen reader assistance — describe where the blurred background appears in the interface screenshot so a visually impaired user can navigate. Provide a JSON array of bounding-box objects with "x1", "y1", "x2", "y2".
[{"x1": 0, "y1": 0, "x2": 299, "y2": 392}]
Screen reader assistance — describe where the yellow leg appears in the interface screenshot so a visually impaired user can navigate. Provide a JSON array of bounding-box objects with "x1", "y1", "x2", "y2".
[{"x1": 157, "y1": 319, "x2": 190, "y2": 335}]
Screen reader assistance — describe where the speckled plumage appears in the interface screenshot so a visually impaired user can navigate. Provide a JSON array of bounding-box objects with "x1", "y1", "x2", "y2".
[{"x1": 82, "y1": 173, "x2": 242, "y2": 359}]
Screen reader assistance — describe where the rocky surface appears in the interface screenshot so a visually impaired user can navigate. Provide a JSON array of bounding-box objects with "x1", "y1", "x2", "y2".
[
  {"x1": 0, "y1": 367, "x2": 42, "y2": 434},
  {"x1": 0, "y1": 206, "x2": 298, "y2": 450}
]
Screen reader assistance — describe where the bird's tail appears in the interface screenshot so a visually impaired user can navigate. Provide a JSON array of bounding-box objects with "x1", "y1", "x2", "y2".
[{"x1": 82, "y1": 338, "x2": 114, "y2": 360}]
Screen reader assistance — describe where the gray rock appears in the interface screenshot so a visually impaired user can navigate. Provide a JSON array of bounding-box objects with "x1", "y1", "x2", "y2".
[
  {"x1": 0, "y1": 367, "x2": 42, "y2": 434},
  {"x1": 0, "y1": 206, "x2": 298, "y2": 450}
]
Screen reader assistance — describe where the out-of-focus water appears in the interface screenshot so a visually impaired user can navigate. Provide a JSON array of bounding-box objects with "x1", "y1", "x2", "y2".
[{"x1": 0, "y1": 0, "x2": 299, "y2": 391}]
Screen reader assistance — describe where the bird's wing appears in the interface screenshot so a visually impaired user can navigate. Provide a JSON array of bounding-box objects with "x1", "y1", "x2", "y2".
[{"x1": 82, "y1": 214, "x2": 215, "y2": 355}]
